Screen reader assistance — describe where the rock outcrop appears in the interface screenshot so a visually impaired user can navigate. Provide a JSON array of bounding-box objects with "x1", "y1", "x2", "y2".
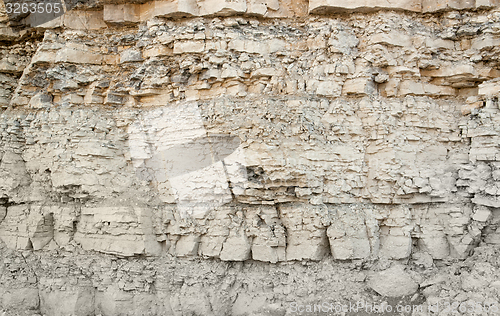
[{"x1": 0, "y1": 0, "x2": 500, "y2": 315}]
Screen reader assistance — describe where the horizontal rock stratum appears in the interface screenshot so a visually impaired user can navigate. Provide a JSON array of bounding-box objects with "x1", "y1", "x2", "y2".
[
  {"x1": 3, "y1": 0, "x2": 498, "y2": 28},
  {"x1": 0, "y1": 0, "x2": 500, "y2": 315}
]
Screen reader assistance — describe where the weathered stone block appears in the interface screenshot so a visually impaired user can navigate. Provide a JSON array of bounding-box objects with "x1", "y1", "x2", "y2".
[
  {"x1": 252, "y1": 242, "x2": 286, "y2": 263},
  {"x1": 327, "y1": 208, "x2": 379, "y2": 260},
  {"x1": 380, "y1": 78, "x2": 401, "y2": 97},
  {"x1": 232, "y1": 293, "x2": 268, "y2": 316},
  {"x1": 425, "y1": 37, "x2": 455, "y2": 50},
  {"x1": 173, "y1": 41, "x2": 206, "y2": 54},
  {"x1": 472, "y1": 195, "x2": 500, "y2": 208},
  {"x1": 342, "y1": 78, "x2": 376, "y2": 95},
  {"x1": 379, "y1": 234, "x2": 412, "y2": 259},
  {"x1": 199, "y1": 235, "x2": 225, "y2": 257},
  {"x1": 143, "y1": 45, "x2": 173, "y2": 58},
  {"x1": 28, "y1": 93, "x2": 53, "y2": 109},
  {"x1": 329, "y1": 31, "x2": 359, "y2": 54},
  {"x1": 229, "y1": 39, "x2": 270, "y2": 54},
  {"x1": 251, "y1": 226, "x2": 287, "y2": 261},
  {"x1": 286, "y1": 233, "x2": 330, "y2": 261},
  {"x1": 418, "y1": 233, "x2": 450, "y2": 259},
  {"x1": 142, "y1": 0, "x2": 199, "y2": 19},
  {"x1": 316, "y1": 80, "x2": 342, "y2": 97},
  {"x1": 0, "y1": 205, "x2": 30, "y2": 250},
  {"x1": 247, "y1": 0, "x2": 268, "y2": 15},
  {"x1": 31, "y1": 50, "x2": 56, "y2": 64},
  {"x1": 27, "y1": 210, "x2": 54, "y2": 250},
  {"x1": 421, "y1": 63, "x2": 482, "y2": 87},
  {"x1": 104, "y1": 4, "x2": 141, "y2": 23},
  {"x1": 0, "y1": 26, "x2": 25, "y2": 40},
  {"x1": 175, "y1": 235, "x2": 201, "y2": 257},
  {"x1": 251, "y1": 67, "x2": 281, "y2": 78},
  {"x1": 63, "y1": 11, "x2": 107, "y2": 30},
  {"x1": 1, "y1": 288, "x2": 40, "y2": 311},
  {"x1": 120, "y1": 49, "x2": 143, "y2": 63},
  {"x1": 220, "y1": 233, "x2": 251, "y2": 261},
  {"x1": 398, "y1": 80, "x2": 425, "y2": 96},
  {"x1": 423, "y1": 83, "x2": 456, "y2": 96},
  {"x1": 471, "y1": 34, "x2": 500, "y2": 50},
  {"x1": 329, "y1": 236, "x2": 372, "y2": 260},
  {"x1": 31, "y1": 15, "x2": 63, "y2": 28},
  {"x1": 478, "y1": 79, "x2": 500, "y2": 97},
  {"x1": 472, "y1": 206, "x2": 492, "y2": 222},
  {"x1": 475, "y1": 0, "x2": 500, "y2": 8},
  {"x1": 0, "y1": 60, "x2": 23, "y2": 73},
  {"x1": 40, "y1": 287, "x2": 95, "y2": 316},
  {"x1": 73, "y1": 206, "x2": 162, "y2": 256},
  {"x1": 55, "y1": 47, "x2": 102, "y2": 64},
  {"x1": 421, "y1": 64, "x2": 477, "y2": 78},
  {"x1": 199, "y1": 0, "x2": 247, "y2": 16},
  {"x1": 461, "y1": 101, "x2": 484, "y2": 115}
]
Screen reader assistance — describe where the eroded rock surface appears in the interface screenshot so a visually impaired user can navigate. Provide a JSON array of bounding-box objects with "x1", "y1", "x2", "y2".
[{"x1": 0, "y1": 0, "x2": 500, "y2": 315}]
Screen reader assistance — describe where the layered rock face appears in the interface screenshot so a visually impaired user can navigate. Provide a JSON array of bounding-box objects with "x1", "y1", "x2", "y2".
[{"x1": 1, "y1": 0, "x2": 500, "y2": 315}]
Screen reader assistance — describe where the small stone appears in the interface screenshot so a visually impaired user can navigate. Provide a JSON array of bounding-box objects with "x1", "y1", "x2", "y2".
[
  {"x1": 478, "y1": 79, "x2": 500, "y2": 97},
  {"x1": 120, "y1": 49, "x2": 142, "y2": 63},
  {"x1": 342, "y1": 78, "x2": 376, "y2": 95},
  {"x1": 368, "y1": 265, "x2": 419, "y2": 297},
  {"x1": 55, "y1": 47, "x2": 102, "y2": 64},
  {"x1": 219, "y1": 233, "x2": 251, "y2": 261},
  {"x1": 173, "y1": 41, "x2": 205, "y2": 54},
  {"x1": 472, "y1": 206, "x2": 492, "y2": 222},
  {"x1": 28, "y1": 93, "x2": 53, "y2": 109}
]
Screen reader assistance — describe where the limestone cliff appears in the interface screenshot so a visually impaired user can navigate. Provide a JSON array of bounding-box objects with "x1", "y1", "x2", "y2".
[{"x1": 0, "y1": 0, "x2": 500, "y2": 315}]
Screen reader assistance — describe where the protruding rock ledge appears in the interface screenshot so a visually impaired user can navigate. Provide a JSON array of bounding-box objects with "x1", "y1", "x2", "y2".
[
  {"x1": 2, "y1": 0, "x2": 496, "y2": 30},
  {"x1": 309, "y1": 0, "x2": 422, "y2": 13},
  {"x1": 422, "y1": 0, "x2": 500, "y2": 12},
  {"x1": 102, "y1": 0, "x2": 303, "y2": 24},
  {"x1": 98, "y1": 0, "x2": 500, "y2": 25}
]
